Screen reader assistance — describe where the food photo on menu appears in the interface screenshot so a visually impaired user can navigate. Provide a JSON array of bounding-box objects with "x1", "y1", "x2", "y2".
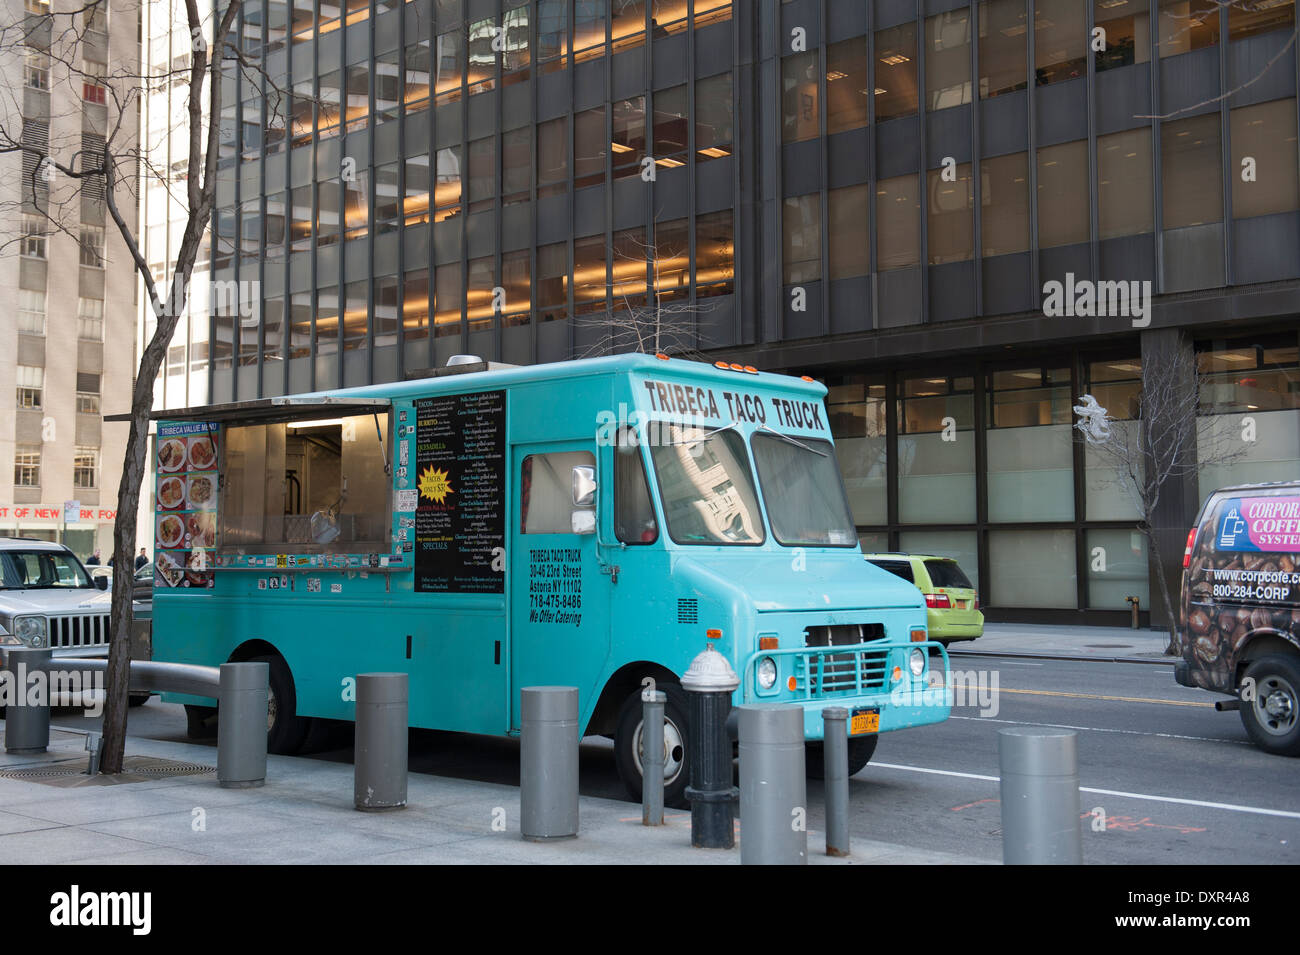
[{"x1": 154, "y1": 428, "x2": 219, "y2": 589}]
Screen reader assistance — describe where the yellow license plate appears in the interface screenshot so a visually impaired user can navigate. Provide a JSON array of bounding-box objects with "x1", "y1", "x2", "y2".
[{"x1": 850, "y1": 709, "x2": 880, "y2": 735}]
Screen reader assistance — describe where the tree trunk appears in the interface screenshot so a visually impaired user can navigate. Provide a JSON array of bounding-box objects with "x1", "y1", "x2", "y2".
[{"x1": 1143, "y1": 523, "x2": 1181, "y2": 656}]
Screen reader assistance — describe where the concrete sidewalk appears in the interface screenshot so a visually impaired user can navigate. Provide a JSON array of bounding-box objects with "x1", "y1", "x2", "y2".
[
  {"x1": 0, "y1": 727, "x2": 988, "y2": 865},
  {"x1": 949, "y1": 622, "x2": 1178, "y2": 664}
]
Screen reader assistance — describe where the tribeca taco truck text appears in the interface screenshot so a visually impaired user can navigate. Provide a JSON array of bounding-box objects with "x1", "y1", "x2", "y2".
[{"x1": 152, "y1": 354, "x2": 949, "y2": 803}]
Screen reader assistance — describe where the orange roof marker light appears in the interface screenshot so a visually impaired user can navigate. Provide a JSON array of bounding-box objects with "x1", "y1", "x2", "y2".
[
  {"x1": 800, "y1": 375, "x2": 815, "y2": 382},
  {"x1": 655, "y1": 353, "x2": 671, "y2": 361},
  {"x1": 729, "y1": 363, "x2": 745, "y2": 372},
  {"x1": 743, "y1": 365, "x2": 759, "y2": 374},
  {"x1": 714, "y1": 361, "x2": 729, "y2": 369}
]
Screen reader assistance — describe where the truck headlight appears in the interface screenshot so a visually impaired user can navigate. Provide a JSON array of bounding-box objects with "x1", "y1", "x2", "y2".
[
  {"x1": 14, "y1": 616, "x2": 46, "y2": 648},
  {"x1": 909, "y1": 648, "x2": 926, "y2": 678},
  {"x1": 757, "y1": 656, "x2": 777, "y2": 689}
]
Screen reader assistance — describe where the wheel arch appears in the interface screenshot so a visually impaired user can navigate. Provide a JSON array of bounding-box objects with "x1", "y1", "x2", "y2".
[
  {"x1": 1236, "y1": 631, "x2": 1300, "y2": 683},
  {"x1": 227, "y1": 639, "x2": 284, "y2": 665},
  {"x1": 587, "y1": 660, "x2": 679, "y2": 736}
]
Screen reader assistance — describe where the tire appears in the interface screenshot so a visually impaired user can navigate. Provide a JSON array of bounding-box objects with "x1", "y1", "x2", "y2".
[
  {"x1": 613, "y1": 683, "x2": 691, "y2": 809},
  {"x1": 185, "y1": 704, "x2": 217, "y2": 739},
  {"x1": 252, "y1": 654, "x2": 312, "y2": 755},
  {"x1": 805, "y1": 735, "x2": 879, "y2": 779},
  {"x1": 1239, "y1": 654, "x2": 1300, "y2": 756}
]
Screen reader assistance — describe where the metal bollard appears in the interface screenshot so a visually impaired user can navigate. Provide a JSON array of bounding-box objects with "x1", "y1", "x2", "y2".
[
  {"x1": 681, "y1": 635, "x2": 739, "y2": 849},
  {"x1": 217, "y1": 661, "x2": 268, "y2": 789},
  {"x1": 520, "y1": 686, "x2": 579, "y2": 841},
  {"x1": 2, "y1": 648, "x2": 52, "y2": 754},
  {"x1": 354, "y1": 673, "x2": 409, "y2": 811},
  {"x1": 641, "y1": 689, "x2": 666, "y2": 826},
  {"x1": 822, "y1": 707, "x2": 850, "y2": 857},
  {"x1": 998, "y1": 726, "x2": 1082, "y2": 864},
  {"x1": 738, "y1": 705, "x2": 808, "y2": 865}
]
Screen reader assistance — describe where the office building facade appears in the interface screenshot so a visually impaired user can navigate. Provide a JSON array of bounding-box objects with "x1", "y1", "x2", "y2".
[{"x1": 195, "y1": 0, "x2": 1299, "y2": 625}]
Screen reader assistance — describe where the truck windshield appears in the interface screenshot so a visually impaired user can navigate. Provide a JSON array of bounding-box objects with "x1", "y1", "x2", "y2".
[
  {"x1": 750, "y1": 432, "x2": 857, "y2": 547},
  {"x1": 647, "y1": 425, "x2": 765, "y2": 545},
  {"x1": 0, "y1": 551, "x2": 92, "y2": 589}
]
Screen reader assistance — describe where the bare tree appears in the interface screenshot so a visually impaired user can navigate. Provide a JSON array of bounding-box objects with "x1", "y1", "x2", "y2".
[
  {"x1": 0, "y1": 0, "x2": 255, "y2": 772},
  {"x1": 1075, "y1": 345, "x2": 1245, "y2": 652},
  {"x1": 572, "y1": 228, "x2": 725, "y2": 361}
]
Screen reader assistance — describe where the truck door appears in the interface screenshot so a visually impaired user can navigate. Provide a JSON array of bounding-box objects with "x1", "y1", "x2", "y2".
[{"x1": 509, "y1": 441, "x2": 612, "y2": 731}]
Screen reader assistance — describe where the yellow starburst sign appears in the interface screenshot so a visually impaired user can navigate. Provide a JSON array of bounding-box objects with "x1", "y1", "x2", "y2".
[{"x1": 418, "y1": 465, "x2": 454, "y2": 504}]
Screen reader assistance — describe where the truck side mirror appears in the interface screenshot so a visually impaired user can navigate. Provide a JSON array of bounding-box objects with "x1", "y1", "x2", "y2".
[{"x1": 572, "y1": 466, "x2": 597, "y2": 507}]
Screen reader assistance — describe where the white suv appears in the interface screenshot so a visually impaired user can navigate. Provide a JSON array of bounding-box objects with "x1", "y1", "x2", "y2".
[{"x1": 0, "y1": 538, "x2": 113, "y2": 657}]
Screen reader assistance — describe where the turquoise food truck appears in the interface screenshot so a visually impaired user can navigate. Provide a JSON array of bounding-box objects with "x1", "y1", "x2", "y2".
[{"x1": 150, "y1": 353, "x2": 949, "y2": 804}]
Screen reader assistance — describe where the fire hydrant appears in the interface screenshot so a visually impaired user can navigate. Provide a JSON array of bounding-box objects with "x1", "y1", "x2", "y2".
[{"x1": 681, "y1": 629, "x2": 739, "y2": 849}]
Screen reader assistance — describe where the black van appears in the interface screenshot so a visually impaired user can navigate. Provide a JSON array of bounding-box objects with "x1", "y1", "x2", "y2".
[{"x1": 1175, "y1": 482, "x2": 1300, "y2": 754}]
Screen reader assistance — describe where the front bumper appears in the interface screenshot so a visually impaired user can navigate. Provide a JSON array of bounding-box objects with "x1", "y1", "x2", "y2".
[{"x1": 741, "y1": 640, "x2": 951, "y2": 740}]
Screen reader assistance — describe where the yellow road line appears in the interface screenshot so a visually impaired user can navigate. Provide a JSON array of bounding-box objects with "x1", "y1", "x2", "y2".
[{"x1": 936, "y1": 682, "x2": 1215, "y2": 708}]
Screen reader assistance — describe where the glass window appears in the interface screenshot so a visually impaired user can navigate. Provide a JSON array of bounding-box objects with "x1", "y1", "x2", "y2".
[
  {"x1": 875, "y1": 22, "x2": 918, "y2": 122},
  {"x1": 434, "y1": 262, "x2": 462, "y2": 335},
  {"x1": 694, "y1": 0, "x2": 729, "y2": 27},
  {"x1": 538, "y1": 117, "x2": 568, "y2": 197},
  {"x1": 501, "y1": 250, "x2": 530, "y2": 324},
  {"x1": 289, "y1": 297, "x2": 311, "y2": 358},
  {"x1": 612, "y1": 96, "x2": 646, "y2": 179},
  {"x1": 653, "y1": 85, "x2": 688, "y2": 163},
  {"x1": 782, "y1": 193, "x2": 820, "y2": 285},
  {"x1": 986, "y1": 368, "x2": 1075, "y2": 520},
  {"x1": 469, "y1": 137, "x2": 496, "y2": 212},
  {"x1": 343, "y1": 280, "x2": 367, "y2": 350},
  {"x1": 521, "y1": 451, "x2": 596, "y2": 534},
  {"x1": 343, "y1": 173, "x2": 369, "y2": 240},
  {"x1": 405, "y1": 154, "x2": 430, "y2": 226},
  {"x1": 314, "y1": 292, "x2": 338, "y2": 355},
  {"x1": 575, "y1": 0, "x2": 607, "y2": 60},
  {"x1": 467, "y1": 256, "x2": 496, "y2": 328},
  {"x1": 16, "y1": 364, "x2": 43, "y2": 409},
  {"x1": 0, "y1": 548, "x2": 95, "y2": 588},
  {"x1": 79, "y1": 225, "x2": 105, "y2": 267},
  {"x1": 876, "y1": 173, "x2": 921, "y2": 270},
  {"x1": 981, "y1": 151, "x2": 1030, "y2": 256},
  {"x1": 827, "y1": 375, "x2": 888, "y2": 525},
  {"x1": 291, "y1": 184, "x2": 313, "y2": 250},
  {"x1": 1037, "y1": 140, "x2": 1089, "y2": 248},
  {"x1": 696, "y1": 73, "x2": 733, "y2": 161},
  {"x1": 503, "y1": 3, "x2": 530, "y2": 83},
  {"x1": 926, "y1": 8, "x2": 972, "y2": 110},
  {"x1": 574, "y1": 234, "x2": 607, "y2": 313},
  {"x1": 318, "y1": 70, "x2": 341, "y2": 137},
  {"x1": 1197, "y1": 337, "x2": 1300, "y2": 413},
  {"x1": 1098, "y1": 128, "x2": 1154, "y2": 237},
  {"x1": 897, "y1": 376, "x2": 976, "y2": 523},
  {"x1": 219, "y1": 415, "x2": 392, "y2": 553},
  {"x1": 1162, "y1": 113, "x2": 1223, "y2": 228},
  {"x1": 73, "y1": 447, "x2": 98, "y2": 489},
  {"x1": 928, "y1": 162, "x2": 974, "y2": 264},
  {"x1": 503, "y1": 126, "x2": 531, "y2": 204},
  {"x1": 375, "y1": 50, "x2": 400, "y2": 123},
  {"x1": 405, "y1": 37, "x2": 431, "y2": 113},
  {"x1": 435, "y1": 30, "x2": 463, "y2": 103},
  {"x1": 1229, "y1": 0, "x2": 1295, "y2": 40},
  {"x1": 77, "y1": 297, "x2": 104, "y2": 340},
  {"x1": 751, "y1": 434, "x2": 856, "y2": 547},
  {"x1": 652, "y1": 218, "x2": 689, "y2": 301},
  {"x1": 989, "y1": 530, "x2": 1078, "y2": 607},
  {"x1": 615, "y1": 428, "x2": 658, "y2": 544},
  {"x1": 612, "y1": 227, "x2": 648, "y2": 309},
  {"x1": 21, "y1": 214, "x2": 46, "y2": 258},
  {"x1": 18, "y1": 289, "x2": 45, "y2": 335},
  {"x1": 404, "y1": 268, "x2": 430, "y2": 341},
  {"x1": 575, "y1": 106, "x2": 607, "y2": 188},
  {"x1": 468, "y1": 17, "x2": 497, "y2": 95},
  {"x1": 13, "y1": 448, "x2": 40, "y2": 488},
  {"x1": 1158, "y1": 0, "x2": 1220, "y2": 57},
  {"x1": 434, "y1": 146, "x2": 462, "y2": 220},
  {"x1": 375, "y1": 162, "x2": 400, "y2": 233},
  {"x1": 900, "y1": 532, "x2": 980, "y2": 593},
  {"x1": 1095, "y1": 0, "x2": 1151, "y2": 72},
  {"x1": 264, "y1": 297, "x2": 284, "y2": 362},
  {"x1": 648, "y1": 426, "x2": 765, "y2": 545},
  {"x1": 538, "y1": 0, "x2": 568, "y2": 66},
  {"x1": 345, "y1": 63, "x2": 369, "y2": 132},
  {"x1": 1034, "y1": 0, "x2": 1086, "y2": 85},
  {"x1": 979, "y1": 0, "x2": 1028, "y2": 97},
  {"x1": 828, "y1": 183, "x2": 870, "y2": 279},
  {"x1": 826, "y1": 38, "x2": 868, "y2": 134},
  {"x1": 1231, "y1": 98, "x2": 1300, "y2": 219},
  {"x1": 782, "y1": 51, "x2": 820, "y2": 142},
  {"x1": 695, "y1": 211, "x2": 734, "y2": 297},
  {"x1": 537, "y1": 242, "x2": 567, "y2": 321},
  {"x1": 1086, "y1": 529, "x2": 1149, "y2": 609},
  {"x1": 612, "y1": 0, "x2": 645, "y2": 52}
]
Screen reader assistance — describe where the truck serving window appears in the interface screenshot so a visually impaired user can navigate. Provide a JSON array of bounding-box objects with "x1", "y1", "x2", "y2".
[
  {"x1": 218, "y1": 414, "x2": 391, "y2": 553},
  {"x1": 750, "y1": 431, "x2": 857, "y2": 547},
  {"x1": 647, "y1": 424, "x2": 764, "y2": 545}
]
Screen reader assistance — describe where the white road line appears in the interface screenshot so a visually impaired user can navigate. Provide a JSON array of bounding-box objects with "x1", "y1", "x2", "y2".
[
  {"x1": 869, "y1": 761, "x2": 1300, "y2": 820},
  {"x1": 948, "y1": 714, "x2": 1250, "y2": 746}
]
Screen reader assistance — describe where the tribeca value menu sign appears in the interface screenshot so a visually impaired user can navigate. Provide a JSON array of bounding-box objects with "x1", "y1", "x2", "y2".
[{"x1": 413, "y1": 390, "x2": 506, "y2": 593}]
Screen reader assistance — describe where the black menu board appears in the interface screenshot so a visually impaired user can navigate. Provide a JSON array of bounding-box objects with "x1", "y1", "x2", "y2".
[{"x1": 414, "y1": 390, "x2": 506, "y2": 593}]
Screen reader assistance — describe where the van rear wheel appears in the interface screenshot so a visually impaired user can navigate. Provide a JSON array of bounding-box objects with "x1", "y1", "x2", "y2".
[
  {"x1": 613, "y1": 684, "x2": 690, "y2": 809},
  {"x1": 1239, "y1": 655, "x2": 1300, "y2": 756}
]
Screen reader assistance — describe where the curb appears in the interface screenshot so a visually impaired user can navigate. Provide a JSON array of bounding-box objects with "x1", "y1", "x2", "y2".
[{"x1": 947, "y1": 648, "x2": 1178, "y2": 666}]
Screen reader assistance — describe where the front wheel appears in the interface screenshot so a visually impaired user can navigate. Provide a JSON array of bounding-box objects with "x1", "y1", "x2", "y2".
[
  {"x1": 613, "y1": 684, "x2": 691, "y2": 809},
  {"x1": 251, "y1": 654, "x2": 312, "y2": 755},
  {"x1": 805, "y1": 735, "x2": 879, "y2": 779},
  {"x1": 1239, "y1": 654, "x2": 1300, "y2": 756}
]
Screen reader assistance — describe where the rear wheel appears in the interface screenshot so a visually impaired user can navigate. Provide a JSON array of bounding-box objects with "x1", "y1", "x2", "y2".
[
  {"x1": 805, "y1": 735, "x2": 879, "y2": 779},
  {"x1": 614, "y1": 684, "x2": 690, "y2": 809},
  {"x1": 252, "y1": 654, "x2": 312, "y2": 755},
  {"x1": 1239, "y1": 655, "x2": 1300, "y2": 756}
]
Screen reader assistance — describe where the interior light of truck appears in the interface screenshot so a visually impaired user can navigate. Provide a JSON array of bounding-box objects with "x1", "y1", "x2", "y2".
[
  {"x1": 757, "y1": 657, "x2": 777, "y2": 689},
  {"x1": 1182, "y1": 528, "x2": 1197, "y2": 568},
  {"x1": 287, "y1": 417, "x2": 344, "y2": 430},
  {"x1": 910, "y1": 629, "x2": 926, "y2": 642},
  {"x1": 759, "y1": 636, "x2": 779, "y2": 650},
  {"x1": 891, "y1": 666, "x2": 902, "y2": 683},
  {"x1": 909, "y1": 648, "x2": 926, "y2": 677}
]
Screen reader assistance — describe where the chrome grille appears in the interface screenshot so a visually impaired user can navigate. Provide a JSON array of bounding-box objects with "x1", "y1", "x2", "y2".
[
  {"x1": 804, "y1": 624, "x2": 887, "y2": 693},
  {"x1": 47, "y1": 614, "x2": 111, "y2": 649}
]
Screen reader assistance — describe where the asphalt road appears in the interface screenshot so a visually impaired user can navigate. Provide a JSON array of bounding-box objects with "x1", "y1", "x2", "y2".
[{"x1": 57, "y1": 654, "x2": 1300, "y2": 864}]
